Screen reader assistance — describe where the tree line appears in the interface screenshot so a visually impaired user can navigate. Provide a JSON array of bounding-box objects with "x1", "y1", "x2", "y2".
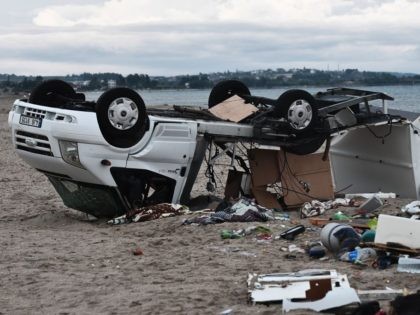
[{"x1": 1, "y1": 68, "x2": 420, "y2": 93}]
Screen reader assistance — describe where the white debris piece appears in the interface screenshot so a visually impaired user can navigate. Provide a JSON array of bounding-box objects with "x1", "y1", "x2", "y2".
[{"x1": 247, "y1": 269, "x2": 360, "y2": 312}]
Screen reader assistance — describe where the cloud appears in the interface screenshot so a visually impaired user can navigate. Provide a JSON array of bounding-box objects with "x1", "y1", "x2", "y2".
[
  {"x1": 33, "y1": 0, "x2": 420, "y2": 28},
  {"x1": 1, "y1": 0, "x2": 419, "y2": 75}
]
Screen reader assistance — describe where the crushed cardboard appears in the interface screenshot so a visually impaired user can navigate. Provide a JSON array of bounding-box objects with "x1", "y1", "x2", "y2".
[{"x1": 208, "y1": 95, "x2": 258, "y2": 122}]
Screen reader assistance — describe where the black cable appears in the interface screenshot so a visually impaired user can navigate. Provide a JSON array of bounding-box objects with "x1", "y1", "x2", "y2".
[
  {"x1": 280, "y1": 186, "x2": 321, "y2": 200},
  {"x1": 364, "y1": 115, "x2": 393, "y2": 143}
]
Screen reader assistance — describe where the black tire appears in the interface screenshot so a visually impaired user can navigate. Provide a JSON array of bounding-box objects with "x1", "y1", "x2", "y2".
[
  {"x1": 282, "y1": 135, "x2": 327, "y2": 155},
  {"x1": 29, "y1": 80, "x2": 77, "y2": 107},
  {"x1": 95, "y1": 88, "x2": 148, "y2": 148},
  {"x1": 275, "y1": 89, "x2": 318, "y2": 134},
  {"x1": 208, "y1": 80, "x2": 251, "y2": 108}
]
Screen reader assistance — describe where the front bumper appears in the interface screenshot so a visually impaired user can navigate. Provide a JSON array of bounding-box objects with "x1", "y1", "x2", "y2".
[{"x1": 9, "y1": 100, "x2": 129, "y2": 187}]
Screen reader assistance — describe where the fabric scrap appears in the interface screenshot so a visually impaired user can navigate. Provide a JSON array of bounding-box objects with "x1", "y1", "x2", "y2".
[
  {"x1": 108, "y1": 203, "x2": 188, "y2": 225},
  {"x1": 183, "y1": 197, "x2": 274, "y2": 225},
  {"x1": 301, "y1": 198, "x2": 351, "y2": 218}
]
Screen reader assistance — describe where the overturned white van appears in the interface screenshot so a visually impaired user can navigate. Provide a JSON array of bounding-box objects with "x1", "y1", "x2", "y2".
[{"x1": 8, "y1": 80, "x2": 419, "y2": 217}]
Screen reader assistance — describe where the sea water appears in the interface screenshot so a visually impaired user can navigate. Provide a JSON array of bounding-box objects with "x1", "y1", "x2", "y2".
[{"x1": 85, "y1": 84, "x2": 420, "y2": 112}]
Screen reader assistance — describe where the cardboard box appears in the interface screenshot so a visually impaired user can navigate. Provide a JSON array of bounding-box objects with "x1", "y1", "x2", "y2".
[
  {"x1": 278, "y1": 151, "x2": 334, "y2": 207},
  {"x1": 247, "y1": 148, "x2": 334, "y2": 208},
  {"x1": 248, "y1": 148, "x2": 282, "y2": 208}
]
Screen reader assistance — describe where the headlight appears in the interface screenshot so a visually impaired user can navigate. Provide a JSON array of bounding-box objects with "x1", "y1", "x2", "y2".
[{"x1": 59, "y1": 140, "x2": 84, "y2": 169}]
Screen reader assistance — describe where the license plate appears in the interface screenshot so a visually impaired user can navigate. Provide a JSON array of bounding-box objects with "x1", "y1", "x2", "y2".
[{"x1": 19, "y1": 115, "x2": 42, "y2": 128}]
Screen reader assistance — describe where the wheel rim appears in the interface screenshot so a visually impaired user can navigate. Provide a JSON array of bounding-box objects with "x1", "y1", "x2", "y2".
[
  {"x1": 108, "y1": 97, "x2": 139, "y2": 130},
  {"x1": 287, "y1": 99, "x2": 313, "y2": 130}
]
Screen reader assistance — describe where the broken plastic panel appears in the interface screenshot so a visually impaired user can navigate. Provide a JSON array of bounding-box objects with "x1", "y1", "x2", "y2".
[{"x1": 248, "y1": 269, "x2": 360, "y2": 312}]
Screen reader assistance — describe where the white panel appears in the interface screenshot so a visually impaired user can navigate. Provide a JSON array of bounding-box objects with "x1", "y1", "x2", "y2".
[
  {"x1": 330, "y1": 122, "x2": 419, "y2": 198},
  {"x1": 375, "y1": 214, "x2": 420, "y2": 249}
]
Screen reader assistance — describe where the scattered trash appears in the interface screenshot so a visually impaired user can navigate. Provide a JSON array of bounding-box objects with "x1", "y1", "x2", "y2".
[
  {"x1": 108, "y1": 203, "x2": 188, "y2": 225},
  {"x1": 320, "y1": 223, "x2": 361, "y2": 253},
  {"x1": 220, "y1": 226, "x2": 273, "y2": 240},
  {"x1": 402, "y1": 200, "x2": 420, "y2": 215},
  {"x1": 357, "y1": 196, "x2": 383, "y2": 214},
  {"x1": 220, "y1": 230, "x2": 243, "y2": 239},
  {"x1": 374, "y1": 254, "x2": 398, "y2": 270},
  {"x1": 345, "y1": 192, "x2": 396, "y2": 199},
  {"x1": 357, "y1": 288, "x2": 406, "y2": 301},
  {"x1": 361, "y1": 230, "x2": 376, "y2": 242},
  {"x1": 309, "y1": 217, "x2": 370, "y2": 229},
  {"x1": 132, "y1": 248, "x2": 144, "y2": 256},
  {"x1": 300, "y1": 198, "x2": 351, "y2": 218},
  {"x1": 183, "y1": 197, "x2": 274, "y2": 225},
  {"x1": 339, "y1": 247, "x2": 377, "y2": 264},
  {"x1": 367, "y1": 217, "x2": 378, "y2": 230},
  {"x1": 274, "y1": 213, "x2": 290, "y2": 221},
  {"x1": 247, "y1": 269, "x2": 360, "y2": 312},
  {"x1": 301, "y1": 200, "x2": 328, "y2": 218},
  {"x1": 332, "y1": 211, "x2": 351, "y2": 221},
  {"x1": 397, "y1": 256, "x2": 420, "y2": 274},
  {"x1": 288, "y1": 244, "x2": 305, "y2": 253},
  {"x1": 375, "y1": 214, "x2": 420, "y2": 249},
  {"x1": 308, "y1": 244, "x2": 326, "y2": 259},
  {"x1": 280, "y1": 225, "x2": 305, "y2": 240},
  {"x1": 219, "y1": 308, "x2": 233, "y2": 315}
]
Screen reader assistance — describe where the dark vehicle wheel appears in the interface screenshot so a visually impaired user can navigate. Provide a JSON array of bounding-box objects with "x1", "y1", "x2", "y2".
[
  {"x1": 282, "y1": 135, "x2": 327, "y2": 155},
  {"x1": 275, "y1": 89, "x2": 318, "y2": 134},
  {"x1": 208, "y1": 80, "x2": 251, "y2": 108},
  {"x1": 96, "y1": 88, "x2": 148, "y2": 148},
  {"x1": 29, "y1": 80, "x2": 79, "y2": 107}
]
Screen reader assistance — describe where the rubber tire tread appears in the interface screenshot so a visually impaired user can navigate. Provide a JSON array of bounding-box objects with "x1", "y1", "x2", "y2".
[{"x1": 208, "y1": 80, "x2": 250, "y2": 108}]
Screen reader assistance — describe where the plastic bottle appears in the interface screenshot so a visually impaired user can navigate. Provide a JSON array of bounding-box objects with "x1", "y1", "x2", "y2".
[
  {"x1": 280, "y1": 225, "x2": 305, "y2": 240},
  {"x1": 339, "y1": 247, "x2": 377, "y2": 263}
]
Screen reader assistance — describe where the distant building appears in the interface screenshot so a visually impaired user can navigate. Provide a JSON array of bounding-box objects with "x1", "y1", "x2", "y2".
[{"x1": 108, "y1": 80, "x2": 117, "y2": 88}]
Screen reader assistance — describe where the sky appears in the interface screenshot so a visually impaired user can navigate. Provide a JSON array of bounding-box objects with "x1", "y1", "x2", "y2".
[{"x1": 0, "y1": 0, "x2": 420, "y2": 76}]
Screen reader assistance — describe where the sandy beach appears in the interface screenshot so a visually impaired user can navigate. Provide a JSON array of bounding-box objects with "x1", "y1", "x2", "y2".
[{"x1": 0, "y1": 93, "x2": 419, "y2": 315}]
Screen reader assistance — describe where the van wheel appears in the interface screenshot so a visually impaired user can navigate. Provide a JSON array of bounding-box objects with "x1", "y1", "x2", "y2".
[
  {"x1": 275, "y1": 89, "x2": 318, "y2": 134},
  {"x1": 96, "y1": 88, "x2": 148, "y2": 148},
  {"x1": 208, "y1": 80, "x2": 251, "y2": 108},
  {"x1": 29, "y1": 80, "x2": 78, "y2": 107}
]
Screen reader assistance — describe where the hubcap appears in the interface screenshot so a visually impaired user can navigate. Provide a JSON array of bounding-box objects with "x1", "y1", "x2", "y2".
[
  {"x1": 108, "y1": 97, "x2": 139, "y2": 130},
  {"x1": 287, "y1": 99, "x2": 313, "y2": 130}
]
